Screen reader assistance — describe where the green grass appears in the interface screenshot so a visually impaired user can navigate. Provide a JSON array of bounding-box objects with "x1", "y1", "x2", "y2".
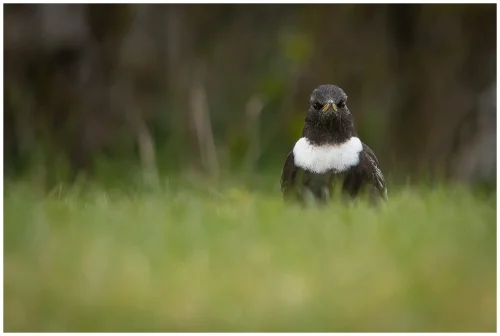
[{"x1": 4, "y1": 179, "x2": 496, "y2": 332}]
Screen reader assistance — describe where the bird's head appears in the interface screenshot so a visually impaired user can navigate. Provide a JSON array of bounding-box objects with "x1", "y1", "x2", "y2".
[
  {"x1": 302, "y1": 84, "x2": 355, "y2": 145},
  {"x1": 308, "y1": 84, "x2": 349, "y2": 121}
]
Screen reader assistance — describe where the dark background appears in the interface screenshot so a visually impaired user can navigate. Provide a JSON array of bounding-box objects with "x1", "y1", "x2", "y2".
[{"x1": 4, "y1": 4, "x2": 496, "y2": 189}]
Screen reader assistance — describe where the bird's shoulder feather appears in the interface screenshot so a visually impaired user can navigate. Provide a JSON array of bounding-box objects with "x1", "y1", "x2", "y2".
[
  {"x1": 360, "y1": 142, "x2": 387, "y2": 197},
  {"x1": 280, "y1": 151, "x2": 298, "y2": 194}
]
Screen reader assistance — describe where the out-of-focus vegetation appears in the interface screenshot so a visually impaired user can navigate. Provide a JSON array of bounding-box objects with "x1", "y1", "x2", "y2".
[
  {"x1": 4, "y1": 180, "x2": 496, "y2": 332},
  {"x1": 4, "y1": 4, "x2": 496, "y2": 189}
]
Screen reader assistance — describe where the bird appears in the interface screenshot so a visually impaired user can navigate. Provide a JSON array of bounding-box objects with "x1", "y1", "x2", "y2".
[{"x1": 280, "y1": 84, "x2": 388, "y2": 206}]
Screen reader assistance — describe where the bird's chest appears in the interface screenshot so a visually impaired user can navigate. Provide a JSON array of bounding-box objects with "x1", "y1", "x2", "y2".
[
  {"x1": 296, "y1": 169, "x2": 334, "y2": 188},
  {"x1": 293, "y1": 137, "x2": 363, "y2": 174},
  {"x1": 292, "y1": 168, "x2": 335, "y2": 202}
]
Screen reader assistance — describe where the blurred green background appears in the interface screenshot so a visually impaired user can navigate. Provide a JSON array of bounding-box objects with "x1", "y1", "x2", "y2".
[
  {"x1": 4, "y1": 3, "x2": 496, "y2": 187},
  {"x1": 3, "y1": 3, "x2": 497, "y2": 332}
]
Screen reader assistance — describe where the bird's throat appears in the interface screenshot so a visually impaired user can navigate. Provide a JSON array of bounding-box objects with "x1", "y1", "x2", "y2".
[{"x1": 302, "y1": 114, "x2": 355, "y2": 146}]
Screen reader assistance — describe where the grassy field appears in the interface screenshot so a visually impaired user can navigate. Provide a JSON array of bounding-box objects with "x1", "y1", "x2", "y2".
[{"x1": 4, "y1": 178, "x2": 497, "y2": 332}]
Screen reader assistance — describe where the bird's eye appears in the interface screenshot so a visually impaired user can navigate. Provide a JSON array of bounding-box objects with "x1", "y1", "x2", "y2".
[
  {"x1": 313, "y1": 102, "x2": 323, "y2": 110},
  {"x1": 337, "y1": 101, "x2": 346, "y2": 109}
]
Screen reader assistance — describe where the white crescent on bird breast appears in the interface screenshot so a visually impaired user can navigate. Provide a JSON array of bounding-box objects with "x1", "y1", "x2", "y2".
[{"x1": 293, "y1": 137, "x2": 363, "y2": 174}]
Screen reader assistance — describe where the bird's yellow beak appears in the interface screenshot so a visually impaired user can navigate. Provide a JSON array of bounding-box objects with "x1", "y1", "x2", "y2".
[{"x1": 322, "y1": 102, "x2": 337, "y2": 112}]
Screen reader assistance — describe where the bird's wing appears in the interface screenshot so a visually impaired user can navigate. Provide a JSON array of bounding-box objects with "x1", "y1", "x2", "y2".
[
  {"x1": 280, "y1": 151, "x2": 298, "y2": 199},
  {"x1": 362, "y1": 143, "x2": 388, "y2": 201}
]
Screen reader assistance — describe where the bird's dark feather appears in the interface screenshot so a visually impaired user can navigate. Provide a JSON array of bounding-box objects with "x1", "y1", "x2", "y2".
[
  {"x1": 341, "y1": 142, "x2": 387, "y2": 202},
  {"x1": 280, "y1": 151, "x2": 297, "y2": 200}
]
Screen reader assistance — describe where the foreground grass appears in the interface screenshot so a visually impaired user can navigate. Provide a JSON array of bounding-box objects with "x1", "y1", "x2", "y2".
[{"x1": 4, "y1": 180, "x2": 496, "y2": 332}]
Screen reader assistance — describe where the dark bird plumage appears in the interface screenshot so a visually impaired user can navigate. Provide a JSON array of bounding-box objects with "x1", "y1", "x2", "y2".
[{"x1": 280, "y1": 84, "x2": 388, "y2": 206}]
